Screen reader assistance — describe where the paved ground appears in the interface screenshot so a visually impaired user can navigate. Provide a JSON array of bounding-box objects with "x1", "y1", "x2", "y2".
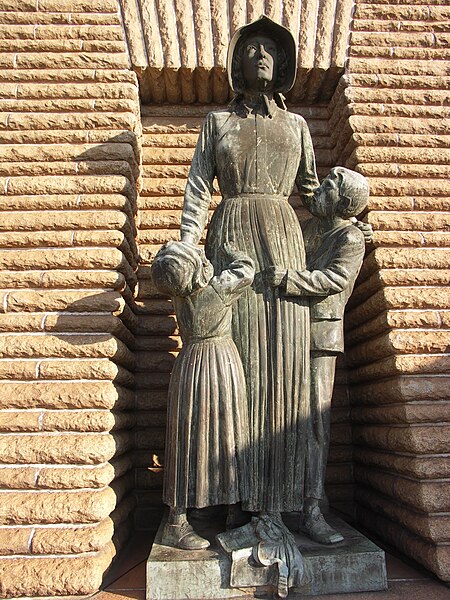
[{"x1": 95, "y1": 531, "x2": 450, "y2": 600}]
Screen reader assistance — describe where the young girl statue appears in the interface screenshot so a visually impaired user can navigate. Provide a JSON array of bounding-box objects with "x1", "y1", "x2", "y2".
[{"x1": 151, "y1": 241, "x2": 255, "y2": 550}]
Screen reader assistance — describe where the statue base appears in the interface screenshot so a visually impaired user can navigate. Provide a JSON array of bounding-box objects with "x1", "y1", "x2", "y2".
[{"x1": 146, "y1": 512, "x2": 387, "y2": 599}]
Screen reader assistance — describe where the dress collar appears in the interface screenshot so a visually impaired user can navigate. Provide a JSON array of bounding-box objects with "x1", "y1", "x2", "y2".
[{"x1": 231, "y1": 92, "x2": 287, "y2": 119}]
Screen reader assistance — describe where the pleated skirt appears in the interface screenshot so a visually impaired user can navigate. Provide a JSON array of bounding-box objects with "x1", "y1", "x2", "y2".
[
  {"x1": 163, "y1": 337, "x2": 249, "y2": 508},
  {"x1": 206, "y1": 195, "x2": 311, "y2": 512}
]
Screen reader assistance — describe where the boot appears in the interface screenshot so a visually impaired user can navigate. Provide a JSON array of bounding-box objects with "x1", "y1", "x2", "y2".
[
  {"x1": 161, "y1": 520, "x2": 210, "y2": 550},
  {"x1": 299, "y1": 505, "x2": 344, "y2": 544}
]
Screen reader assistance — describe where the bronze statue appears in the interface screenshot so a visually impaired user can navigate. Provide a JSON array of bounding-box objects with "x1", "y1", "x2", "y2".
[
  {"x1": 181, "y1": 15, "x2": 318, "y2": 518},
  {"x1": 152, "y1": 15, "x2": 372, "y2": 596},
  {"x1": 151, "y1": 242, "x2": 255, "y2": 550},
  {"x1": 266, "y1": 167, "x2": 370, "y2": 544}
]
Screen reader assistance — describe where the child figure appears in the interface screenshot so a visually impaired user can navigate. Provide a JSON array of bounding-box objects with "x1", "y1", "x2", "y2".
[
  {"x1": 151, "y1": 241, "x2": 255, "y2": 550},
  {"x1": 266, "y1": 167, "x2": 369, "y2": 544}
]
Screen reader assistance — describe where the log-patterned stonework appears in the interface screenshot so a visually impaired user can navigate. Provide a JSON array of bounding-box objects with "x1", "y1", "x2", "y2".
[{"x1": 0, "y1": 0, "x2": 448, "y2": 596}]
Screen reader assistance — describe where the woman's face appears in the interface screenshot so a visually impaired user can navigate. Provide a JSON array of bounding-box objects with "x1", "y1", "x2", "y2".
[{"x1": 241, "y1": 35, "x2": 278, "y2": 92}]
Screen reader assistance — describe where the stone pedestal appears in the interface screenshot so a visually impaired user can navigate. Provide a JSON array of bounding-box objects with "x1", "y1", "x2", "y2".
[{"x1": 146, "y1": 513, "x2": 387, "y2": 599}]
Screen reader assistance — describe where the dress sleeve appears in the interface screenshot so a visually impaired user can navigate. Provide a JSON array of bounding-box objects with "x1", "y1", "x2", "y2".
[
  {"x1": 295, "y1": 117, "x2": 320, "y2": 209},
  {"x1": 210, "y1": 255, "x2": 255, "y2": 306},
  {"x1": 285, "y1": 231, "x2": 365, "y2": 297},
  {"x1": 180, "y1": 112, "x2": 216, "y2": 244}
]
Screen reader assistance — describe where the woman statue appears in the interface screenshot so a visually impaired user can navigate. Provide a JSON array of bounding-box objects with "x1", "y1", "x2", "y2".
[{"x1": 180, "y1": 16, "x2": 319, "y2": 519}]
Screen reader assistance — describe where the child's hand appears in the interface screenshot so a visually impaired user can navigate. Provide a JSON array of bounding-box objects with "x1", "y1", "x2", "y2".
[
  {"x1": 222, "y1": 242, "x2": 249, "y2": 263},
  {"x1": 265, "y1": 266, "x2": 287, "y2": 287},
  {"x1": 351, "y1": 218, "x2": 373, "y2": 244}
]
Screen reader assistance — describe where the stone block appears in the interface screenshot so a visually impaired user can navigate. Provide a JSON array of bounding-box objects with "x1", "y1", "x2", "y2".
[
  {"x1": 135, "y1": 428, "x2": 166, "y2": 451},
  {"x1": 41, "y1": 409, "x2": 123, "y2": 433},
  {"x1": 369, "y1": 211, "x2": 449, "y2": 231},
  {"x1": 356, "y1": 487, "x2": 450, "y2": 542},
  {"x1": 44, "y1": 314, "x2": 134, "y2": 348},
  {"x1": 0, "y1": 381, "x2": 133, "y2": 410},
  {"x1": 1, "y1": 0, "x2": 39, "y2": 9},
  {"x1": 354, "y1": 145, "x2": 450, "y2": 167},
  {"x1": 31, "y1": 518, "x2": 114, "y2": 554},
  {"x1": 0, "y1": 528, "x2": 30, "y2": 555},
  {"x1": 0, "y1": 487, "x2": 116, "y2": 525},
  {"x1": 0, "y1": 432, "x2": 123, "y2": 464},
  {"x1": 349, "y1": 354, "x2": 450, "y2": 384},
  {"x1": 356, "y1": 506, "x2": 450, "y2": 582},
  {"x1": 354, "y1": 465, "x2": 450, "y2": 512},
  {"x1": 0, "y1": 209, "x2": 132, "y2": 233},
  {"x1": 37, "y1": 359, "x2": 134, "y2": 387},
  {"x1": 36, "y1": 456, "x2": 132, "y2": 489},
  {"x1": 0, "y1": 360, "x2": 37, "y2": 380},
  {"x1": 0, "y1": 24, "x2": 35, "y2": 38},
  {"x1": 349, "y1": 115, "x2": 448, "y2": 137},
  {"x1": 137, "y1": 351, "x2": 176, "y2": 372},
  {"x1": 0, "y1": 410, "x2": 41, "y2": 432},
  {"x1": 0, "y1": 467, "x2": 37, "y2": 489},
  {"x1": 352, "y1": 272, "x2": 450, "y2": 310},
  {"x1": 347, "y1": 310, "x2": 444, "y2": 344},
  {"x1": 352, "y1": 423, "x2": 450, "y2": 454},
  {"x1": 17, "y1": 81, "x2": 137, "y2": 100},
  {"x1": 0, "y1": 193, "x2": 119, "y2": 212},
  {"x1": 351, "y1": 402, "x2": 450, "y2": 425},
  {"x1": 351, "y1": 31, "x2": 436, "y2": 48},
  {"x1": 347, "y1": 330, "x2": 450, "y2": 367},
  {"x1": 0, "y1": 230, "x2": 74, "y2": 248},
  {"x1": 38, "y1": 0, "x2": 118, "y2": 12},
  {"x1": 0, "y1": 248, "x2": 131, "y2": 274},
  {"x1": 0, "y1": 334, "x2": 135, "y2": 370},
  {"x1": 147, "y1": 514, "x2": 386, "y2": 599},
  {"x1": 366, "y1": 248, "x2": 450, "y2": 272},
  {"x1": 43, "y1": 270, "x2": 126, "y2": 291},
  {"x1": 354, "y1": 4, "x2": 431, "y2": 21},
  {"x1": 353, "y1": 447, "x2": 450, "y2": 480},
  {"x1": 135, "y1": 371, "x2": 170, "y2": 391},
  {"x1": 7, "y1": 111, "x2": 137, "y2": 133},
  {"x1": 0, "y1": 541, "x2": 115, "y2": 597},
  {"x1": 135, "y1": 389, "x2": 168, "y2": 411},
  {"x1": 6, "y1": 289, "x2": 125, "y2": 313},
  {"x1": 347, "y1": 287, "x2": 450, "y2": 326}
]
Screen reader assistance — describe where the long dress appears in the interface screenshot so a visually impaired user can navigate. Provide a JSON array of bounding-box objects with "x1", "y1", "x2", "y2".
[
  {"x1": 163, "y1": 257, "x2": 254, "y2": 508},
  {"x1": 180, "y1": 102, "x2": 320, "y2": 512}
]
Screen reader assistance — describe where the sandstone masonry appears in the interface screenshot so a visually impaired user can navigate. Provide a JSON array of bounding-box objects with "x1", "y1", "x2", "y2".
[{"x1": 0, "y1": 0, "x2": 448, "y2": 597}]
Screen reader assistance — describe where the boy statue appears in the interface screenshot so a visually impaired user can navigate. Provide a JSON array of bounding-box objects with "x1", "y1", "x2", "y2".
[{"x1": 266, "y1": 166, "x2": 370, "y2": 544}]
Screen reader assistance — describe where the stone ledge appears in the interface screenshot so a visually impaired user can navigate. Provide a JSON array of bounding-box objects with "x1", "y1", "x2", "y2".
[
  {"x1": 348, "y1": 354, "x2": 450, "y2": 384},
  {"x1": 354, "y1": 465, "x2": 450, "y2": 512},
  {"x1": 0, "y1": 487, "x2": 116, "y2": 525},
  {"x1": 356, "y1": 505, "x2": 450, "y2": 581},
  {"x1": 0, "y1": 381, "x2": 133, "y2": 410},
  {"x1": 0, "y1": 540, "x2": 115, "y2": 597},
  {"x1": 352, "y1": 423, "x2": 450, "y2": 455}
]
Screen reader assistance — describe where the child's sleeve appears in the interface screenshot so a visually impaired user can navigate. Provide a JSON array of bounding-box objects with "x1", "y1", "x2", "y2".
[
  {"x1": 285, "y1": 231, "x2": 365, "y2": 297},
  {"x1": 210, "y1": 254, "x2": 255, "y2": 305}
]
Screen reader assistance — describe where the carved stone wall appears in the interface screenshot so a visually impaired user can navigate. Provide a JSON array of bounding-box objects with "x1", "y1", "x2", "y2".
[
  {"x1": 341, "y1": 0, "x2": 450, "y2": 582},
  {"x1": 0, "y1": 0, "x2": 449, "y2": 597},
  {"x1": 119, "y1": 0, "x2": 354, "y2": 103},
  {"x1": 0, "y1": 0, "x2": 141, "y2": 596}
]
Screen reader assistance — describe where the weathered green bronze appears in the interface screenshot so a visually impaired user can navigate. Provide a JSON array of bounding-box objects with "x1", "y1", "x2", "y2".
[{"x1": 151, "y1": 15, "x2": 372, "y2": 597}]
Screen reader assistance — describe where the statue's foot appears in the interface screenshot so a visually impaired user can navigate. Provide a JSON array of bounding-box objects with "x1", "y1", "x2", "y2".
[
  {"x1": 299, "y1": 507, "x2": 344, "y2": 544},
  {"x1": 162, "y1": 521, "x2": 210, "y2": 550}
]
